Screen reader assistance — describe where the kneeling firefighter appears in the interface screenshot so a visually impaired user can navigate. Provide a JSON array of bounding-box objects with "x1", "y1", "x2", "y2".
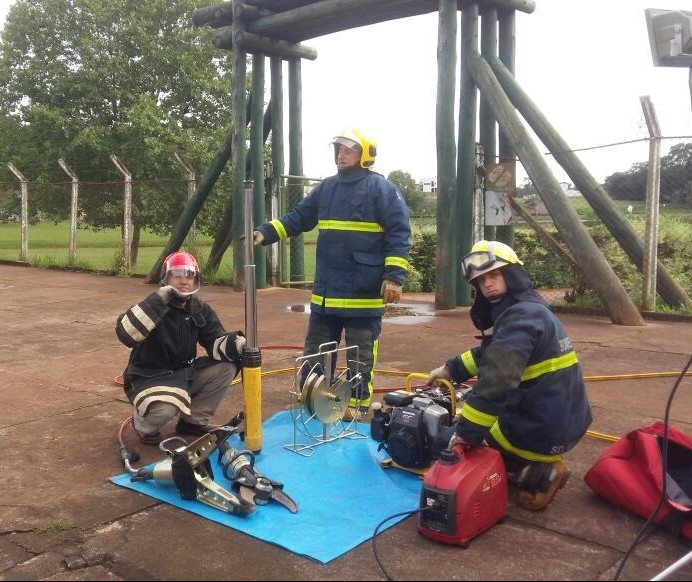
[{"x1": 426, "y1": 240, "x2": 592, "y2": 510}]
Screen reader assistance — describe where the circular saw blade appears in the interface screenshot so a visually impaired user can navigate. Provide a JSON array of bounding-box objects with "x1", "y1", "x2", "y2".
[{"x1": 302, "y1": 373, "x2": 351, "y2": 424}]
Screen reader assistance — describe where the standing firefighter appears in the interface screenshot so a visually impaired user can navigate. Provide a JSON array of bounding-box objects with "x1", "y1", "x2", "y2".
[
  {"x1": 115, "y1": 251, "x2": 246, "y2": 444},
  {"x1": 254, "y1": 128, "x2": 412, "y2": 420},
  {"x1": 426, "y1": 240, "x2": 592, "y2": 510}
]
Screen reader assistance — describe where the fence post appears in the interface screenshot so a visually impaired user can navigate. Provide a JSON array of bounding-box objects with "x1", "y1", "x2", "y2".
[
  {"x1": 7, "y1": 163, "x2": 29, "y2": 262},
  {"x1": 110, "y1": 154, "x2": 132, "y2": 271},
  {"x1": 58, "y1": 159, "x2": 79, "y2": 265},
  {"x1": 473, "y1": 143, "x2": 485, "y2": 243},
  {"x1": 640, "y1": 95, "x2": 661, "y2": 312},
  {"x1": 173, "y1": 151, "x2": 197, "y2": 253}
]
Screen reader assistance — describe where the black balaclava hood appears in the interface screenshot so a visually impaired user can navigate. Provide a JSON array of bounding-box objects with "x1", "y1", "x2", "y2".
[{"x1": 469, "y1": 263, "x2": 549, "y2": 331}]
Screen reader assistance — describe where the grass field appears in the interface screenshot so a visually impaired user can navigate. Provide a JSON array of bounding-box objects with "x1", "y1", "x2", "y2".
[{"x1": 0, "y1": 221, "x2": 318, "y2": 281}]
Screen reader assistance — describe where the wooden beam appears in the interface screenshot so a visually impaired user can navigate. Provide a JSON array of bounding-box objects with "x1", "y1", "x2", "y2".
[
  {"x1": 466, "y1": 49, "x2": 645, "y2": 326},
  {"x1": 211, "y1": 27, "x2": 317, "y2": 59},
  {"x1": 488, "y1": 55, "x2": 692, "y2": 308}
]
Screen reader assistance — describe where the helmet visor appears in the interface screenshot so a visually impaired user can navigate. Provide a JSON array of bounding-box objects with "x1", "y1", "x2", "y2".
[
  {"x1": 461, "y1": 250, "x2": 503, "y2": 280},
  {"x1": 331, "y1": 137, "x2": 360, "y2": 151},
  {"x1": 168, "y1": 267, "x2": 197, "y2": 279}
]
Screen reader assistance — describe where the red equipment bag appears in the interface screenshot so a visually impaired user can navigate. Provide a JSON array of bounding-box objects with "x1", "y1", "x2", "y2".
[{"x1": 584, "y1": 422, "x2": 692, "y2": 540}]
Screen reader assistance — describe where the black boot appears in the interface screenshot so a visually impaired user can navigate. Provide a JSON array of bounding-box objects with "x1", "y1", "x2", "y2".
[{"x1": 175, "y1": 418, "x2": 216, "y2": 436}]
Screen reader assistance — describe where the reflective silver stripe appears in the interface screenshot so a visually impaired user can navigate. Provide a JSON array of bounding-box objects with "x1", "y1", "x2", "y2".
[
  {"x1": 384, "y1": 256, "x2": 409, "y2": 270},
  {"x1": 317, "y1": 219, "x2": 384, "y2": 232},
  {"x1": 121, "y1": 313, "x2": 146, "y2": 343},
  {"x1": 132, "y1": 304, "x2": 156, "y2": 332},
  {"x1": 213, "y1": 335, "x2": 229, "y2": 360},
  {"x1": 133, "y1": 386, "x2": 192, "y2": 417}
]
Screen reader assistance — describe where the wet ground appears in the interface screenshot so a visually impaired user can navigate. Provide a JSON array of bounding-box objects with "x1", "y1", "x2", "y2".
[{"x1": 1, "y1": 263, "x2": 692, "y2": 581}]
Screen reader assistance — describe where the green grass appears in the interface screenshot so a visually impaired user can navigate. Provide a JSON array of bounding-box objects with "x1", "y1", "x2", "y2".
[{"x1": 0, "y1": 221, "x2": 317, "y2": 281}]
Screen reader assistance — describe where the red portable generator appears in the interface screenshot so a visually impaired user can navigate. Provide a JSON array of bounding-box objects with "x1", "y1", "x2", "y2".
[{"x1": 417, "y1": 444, "x2": 507, "y2": 546}]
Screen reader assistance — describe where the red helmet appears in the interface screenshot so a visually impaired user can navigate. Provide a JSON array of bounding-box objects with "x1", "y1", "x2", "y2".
[{"x1": 160, "y1": 251, "x2": 201, "y2": 295}]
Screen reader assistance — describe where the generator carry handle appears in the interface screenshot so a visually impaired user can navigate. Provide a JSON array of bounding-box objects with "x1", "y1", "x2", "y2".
[{"x1": 404, "y1": 373, "x2": 457, "y2": 417}]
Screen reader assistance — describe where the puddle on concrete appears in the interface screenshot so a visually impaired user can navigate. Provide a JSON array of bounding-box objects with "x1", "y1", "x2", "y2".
[
  {"x1": 384, "y1": 303, "x2": 436, "y2": 325},
  {"x1": 286, "y1": 303, "x2": 435, "y2": 325}
]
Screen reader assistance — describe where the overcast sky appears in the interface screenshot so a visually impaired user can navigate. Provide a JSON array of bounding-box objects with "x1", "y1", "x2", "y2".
[{"x1": 1, "y1": 1, "x2": 691, "y2": 185}]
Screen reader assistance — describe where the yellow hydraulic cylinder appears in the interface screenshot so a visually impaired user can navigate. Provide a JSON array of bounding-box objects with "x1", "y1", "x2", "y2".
[{"x1": 242, "y1": 347, "x2": 262, "y2": 453}]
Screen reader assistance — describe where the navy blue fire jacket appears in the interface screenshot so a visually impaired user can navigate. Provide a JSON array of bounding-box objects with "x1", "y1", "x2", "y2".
[
  {"x1": 257, "y1": 167, "x2": 411, "y2": 318},
  {"x1": 446, "y1": 298, "x2": 592, "y2": 463}
]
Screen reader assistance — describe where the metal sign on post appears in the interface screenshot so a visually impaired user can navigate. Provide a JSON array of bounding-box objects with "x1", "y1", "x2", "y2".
[{"x1": 242, "y1": 179, "x2": 262, "y2": 453}]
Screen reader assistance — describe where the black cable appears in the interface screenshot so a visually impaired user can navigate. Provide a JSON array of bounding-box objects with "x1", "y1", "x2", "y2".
[
  {"x1": 612, "y1": 351, "x2": 692, "y2": 581},
  {"x1": 372, "y1": 507, "x2": 430, "y2": 581}
]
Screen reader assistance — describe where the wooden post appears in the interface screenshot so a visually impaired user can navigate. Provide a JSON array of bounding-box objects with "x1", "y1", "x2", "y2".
[
  {"x1": 487, "y1": 55, "x2": 691, "y2": 308},
  {"x1": 270, "y1": 56, "x2": 284, "y2": 287},
  {"x1": 435, "y1": 0, "x2": 458, "y2": 310},
  {"x1": 231, "y1": 0, "x2": 248, "y2": 290},
  {"x1": 287, "y1": 58, "x2": 305, "y2": 284},
  {"x1": 251, "y1": 53, "x2": 267, "y2": 288},
  {"x1": 480, "y1": 5, "x2": 498, "y2": 241},
  {"x1": 466, "y1": 50, "x2": 644, "y2": 325},
  {"x1": 496, "y1": 7, "x2": 516, "y2": 246},
  {"x1": 456, "y1": 2, "x2": 479, "y2": 307}
]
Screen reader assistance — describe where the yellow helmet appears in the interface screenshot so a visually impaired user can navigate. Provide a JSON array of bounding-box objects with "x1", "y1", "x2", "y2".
[
  {"x1": 461, "y1": 240, "x2": 523, "y2": 282},
  {"x1": 331, "y1": 128, "x2": 377, "y2": 168}
]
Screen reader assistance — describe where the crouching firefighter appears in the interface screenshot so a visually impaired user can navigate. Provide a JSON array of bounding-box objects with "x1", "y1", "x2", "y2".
[
  {"x1": 115, "y1": 251, "x2": 246, "y2": 445},
  {"x1": 426, "y1": 241, "x2": 592, "y2": 510}
]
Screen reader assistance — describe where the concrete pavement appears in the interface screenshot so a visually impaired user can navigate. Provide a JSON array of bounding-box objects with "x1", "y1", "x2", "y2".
[{"x1": 1, "y1": 263, "x2": 692, "y2": 581}]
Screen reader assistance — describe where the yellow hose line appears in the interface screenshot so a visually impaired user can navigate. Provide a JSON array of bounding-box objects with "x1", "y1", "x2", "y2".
[
  {"x1": 585, "y1": 430, "x2": 620, "y2": 442},
  {"x1": 584, "y1": 371, "x2": 692, "y2": 381},
  {"x1": 233, "y1": 366, "x2": 690, "y2": 443}
]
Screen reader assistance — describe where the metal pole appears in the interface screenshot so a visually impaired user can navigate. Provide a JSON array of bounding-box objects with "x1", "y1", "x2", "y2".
[
  {"x1": 640, "y1": 95, "x2": 661, "y2": 312},
  {"x1": 58, "y1": 159, "x2": 79, "y2": 265},
  {"x1": 7, "y1": 163, "x2": 28, "y2": 262},
  {"x1": 244, "y1": 179, "x2": 257, "y2": 347},
  {"x1": 173, "y1": 152, "x2": 197, "y2": 254},
  {"x1": 651, "y1": 548, "x2": 692, "y2": 580},
  {"x1": 110, "y1": 154, "x2": 132, "y2": 271},
  {"x1": 243, "y1": 178, "x2": 262, "y2": 453}
]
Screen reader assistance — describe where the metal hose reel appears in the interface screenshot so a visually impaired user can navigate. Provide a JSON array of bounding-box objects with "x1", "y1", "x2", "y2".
[{"x1": 284, "y1": 342, "x2": 368, "y2": 456}]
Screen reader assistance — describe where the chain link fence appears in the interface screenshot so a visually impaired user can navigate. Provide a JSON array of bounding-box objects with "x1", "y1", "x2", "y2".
[{"x1": 0, "y1": 135, "x2": 690, "y2": 287}]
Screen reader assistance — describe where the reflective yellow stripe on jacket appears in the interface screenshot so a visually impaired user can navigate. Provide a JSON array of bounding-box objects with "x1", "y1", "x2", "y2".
[
  {"x1": 521, "y1": 352, "x2": 579, "y2": 382},
  {"x1": 461, "y1": 350, "x2": 478, "y2": 376},
  {"x1": 385, "y1": 256, "x2": 409, "y2": 270},
  {"x1": 318, "y1": 219, "x2": 384, "y2": 233},
  {"x1": 489, "y1": 424, "x2": 563, "y2": 463},
  {"x1": 270, "y1": 219, "x2": 288, "y2": 240},
  {"x1": 310, "y1": 294, "x2": 385, "y2": 309}
]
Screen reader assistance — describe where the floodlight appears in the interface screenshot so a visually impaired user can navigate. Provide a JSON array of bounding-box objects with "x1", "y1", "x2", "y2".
[{"x1": 645, "y1": 8, "x2": 692, "y2": 67}]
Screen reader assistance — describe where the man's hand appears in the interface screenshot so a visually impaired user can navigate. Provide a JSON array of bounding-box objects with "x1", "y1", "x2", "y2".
[
  {"x1": 381, "y1": 279, "x2": 402, "y2": 304},
  {"x1": 426, "y1": 364, "x2": 452, "y2": 386},
  {"x1": 253, "y1": 231, "x2": 264, "y2": 246},
  {"x1": 448, "y1": 433, "x2": 466, "y2": 448},
  {"x1": 157, "y1": 285, "x2": 181, "y2": 304}
]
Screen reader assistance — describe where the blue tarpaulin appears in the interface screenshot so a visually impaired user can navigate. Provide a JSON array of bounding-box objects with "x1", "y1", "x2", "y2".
[{"x1": 109, "y1": 411, "x2": 422, "y2": 564}]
